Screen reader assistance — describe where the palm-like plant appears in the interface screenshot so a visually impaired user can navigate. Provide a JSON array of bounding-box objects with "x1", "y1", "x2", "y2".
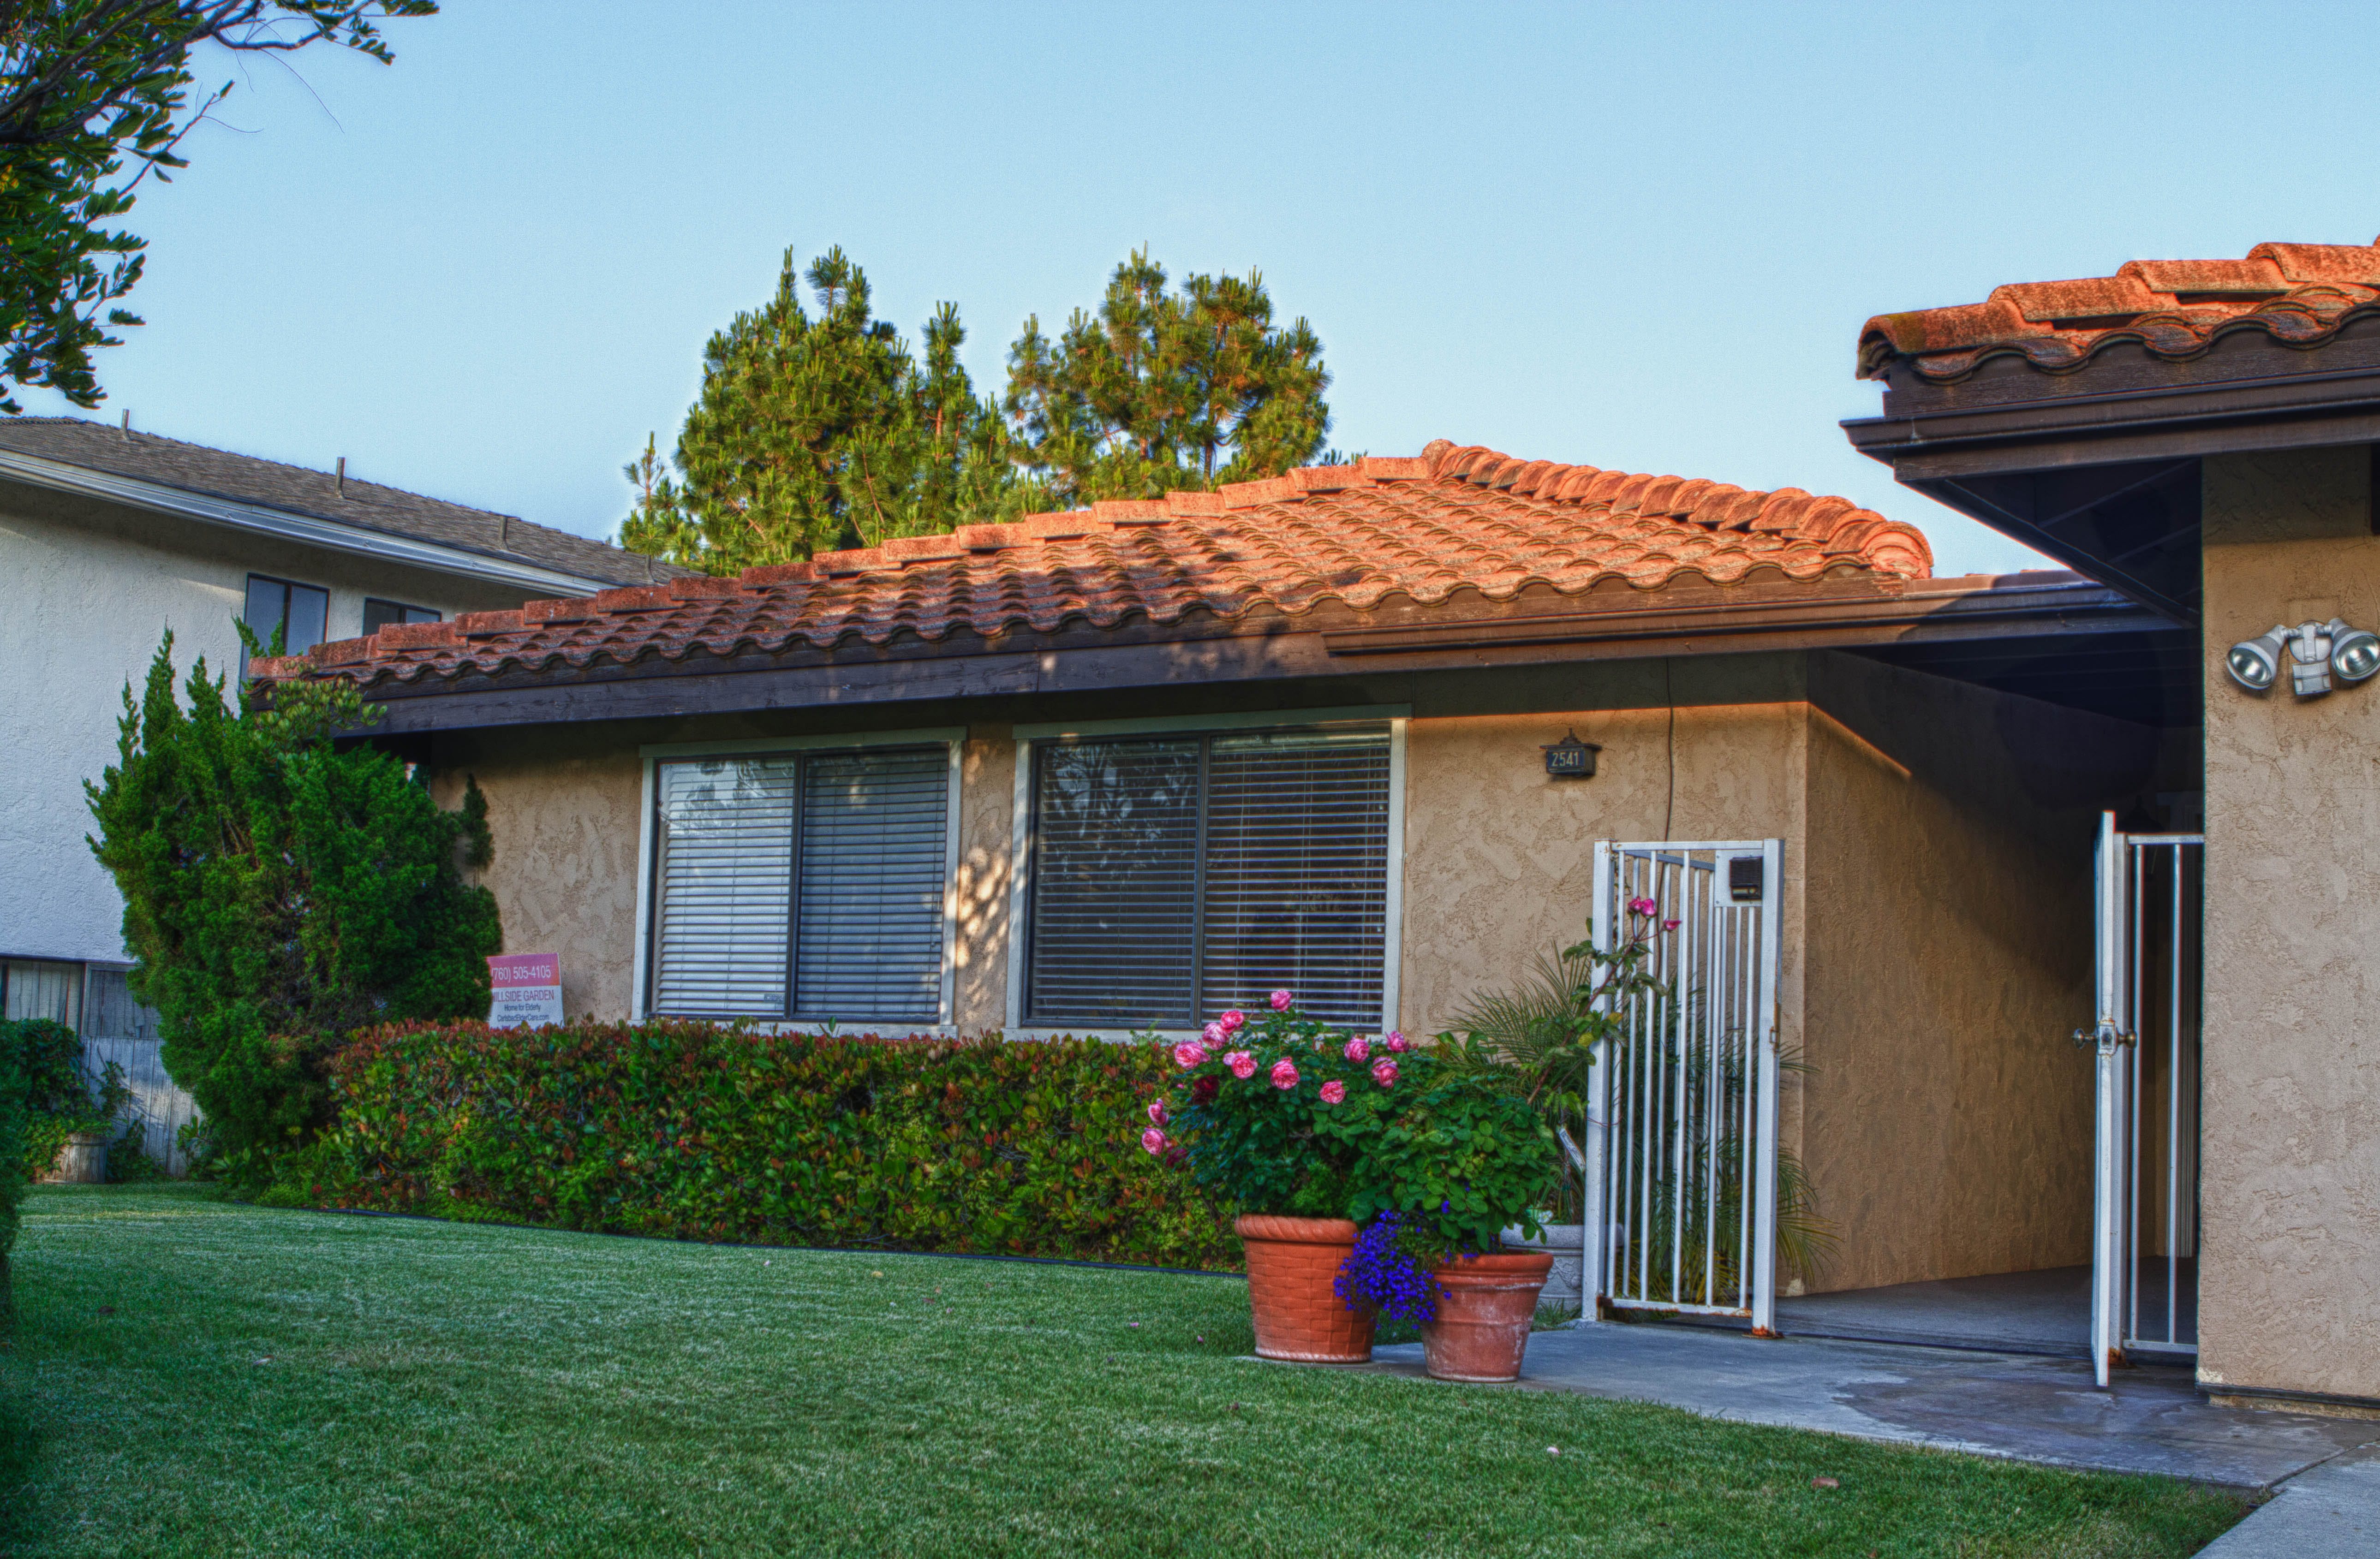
[{"x1": 1439, "y1": 928, "x2": 1836, "y2": 1290}]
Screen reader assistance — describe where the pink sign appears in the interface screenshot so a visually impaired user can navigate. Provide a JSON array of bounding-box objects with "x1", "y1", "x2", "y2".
[
  {"x1": 488, "y1": 953, "x2": 563, "y2": 1028},
  {"x1": 489, "y1": 953, "x2": 560, "y2": 988}
]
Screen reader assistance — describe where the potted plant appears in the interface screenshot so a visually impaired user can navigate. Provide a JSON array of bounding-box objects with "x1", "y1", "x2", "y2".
[{"x1": 1148, "y1": 991, "x2": 1563, "y2": 1378}]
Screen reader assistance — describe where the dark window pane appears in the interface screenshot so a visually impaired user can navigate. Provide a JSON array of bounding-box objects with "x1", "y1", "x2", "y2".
[
  {"x1": 1027, "y1": 738, "x2": 1200, "y2": 1026},
  {"x1": 242, "y1": 576, "x2": 287, "y2": 646},
  {"x1": 1199, "y1": 731, "x2": 1391, "y2": 1029},
  {"x1": 285, "y1": 583, "x2": 328, "y2": 654},
  {"x1": 364, "y1": 598, "x2": 441, "y2": 634}
]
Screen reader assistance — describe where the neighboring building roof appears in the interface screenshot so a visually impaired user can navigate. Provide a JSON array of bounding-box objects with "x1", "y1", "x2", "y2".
[
  {"x1": 1857, "y1": 237, "x2": 2380, "y2": 384},
  {"x1": 258, "y1": 438, "x2": 1935, "y2": 692},
  {"x1": 0, "y1": 416, "x2": 685, "y2": 588}
]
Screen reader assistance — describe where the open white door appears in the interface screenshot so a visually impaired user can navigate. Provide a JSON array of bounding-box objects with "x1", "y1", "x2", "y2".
[
  {"x1": 2088, "y1": 811, "x2": 2206, "y2": 1387},
  {"x1": 2088, "y1": 811, "x2": 2133, "y2": 1388}
]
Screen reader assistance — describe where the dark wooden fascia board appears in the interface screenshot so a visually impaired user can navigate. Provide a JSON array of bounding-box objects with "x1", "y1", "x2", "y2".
[
  {"x1": 355, "y1": 581, "x2": 2157, "y2": 735},
  {"x1": 1846, "y1": 362, "x2": 2380, "y2": 482}
]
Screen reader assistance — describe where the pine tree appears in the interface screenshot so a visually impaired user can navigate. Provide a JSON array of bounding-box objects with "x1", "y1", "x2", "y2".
[
  {"x1": 619, "y1": 246, "x2": 1333, "y2": 575},
  {"x1": 620, "y1": 248, "x2": 1017, "y2": 575},
  {"x1": 1003, "y1": 249, "x2": 1332, "y2": 508}
]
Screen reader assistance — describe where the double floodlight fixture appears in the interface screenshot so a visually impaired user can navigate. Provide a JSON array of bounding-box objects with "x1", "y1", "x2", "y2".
[{"x1": 2227, "y1": 619, "x2": 2380, "y2": 697}]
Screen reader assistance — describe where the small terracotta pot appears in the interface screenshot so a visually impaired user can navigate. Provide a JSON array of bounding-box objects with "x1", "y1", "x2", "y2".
[
  {"x1": 1235, "y1": 1214, "x2": 1375, "y2": 1364},
  {"x1": 1421, "y1": 1250, "x2": 1555, "y2": 1382}
]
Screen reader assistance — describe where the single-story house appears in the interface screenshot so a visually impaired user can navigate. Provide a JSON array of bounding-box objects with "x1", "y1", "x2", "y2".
[{"x1": 252, "y1": 437, "x2": 2190, "y2": 1355}]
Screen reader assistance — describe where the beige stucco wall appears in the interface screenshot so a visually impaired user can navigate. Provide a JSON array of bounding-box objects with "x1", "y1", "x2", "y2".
[
  {"x1": 2198, "y1": 445, "x2": 2380, "y2": 1404},
  {"x1": 1798, "y1": 655, "x2": 2141, "y2": 1293},
  {"x1": 431, "y1": 727, "x2": 644, "y2": 1024},
  {"x1": 953, "y1": 726, "x2": 1016, "y2": 1031}
]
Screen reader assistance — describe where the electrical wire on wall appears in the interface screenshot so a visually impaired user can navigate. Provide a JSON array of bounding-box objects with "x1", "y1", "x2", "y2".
[{"x1": 1662, "y1": 657, "x2": 1677, "y2": 842}]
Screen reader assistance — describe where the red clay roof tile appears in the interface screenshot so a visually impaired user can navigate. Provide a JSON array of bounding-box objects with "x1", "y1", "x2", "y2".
[
  {"x1": 1859, "y1": 234, "x2": 2380, "y2": 382},
  {"x1": 268, "y1": 440, "x2": 1933, "y2": 692}
]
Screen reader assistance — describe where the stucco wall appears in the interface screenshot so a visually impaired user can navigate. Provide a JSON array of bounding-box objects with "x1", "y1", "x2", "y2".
[
  {"x1": 953, "y1": 726, "x2": 1016, "y2": 1031},
  {"x1": 2198, "y1": 445, "x2": 2380, "y2": 1404},
  {"x1": 0, "y1": 484, "x2": 531, "y2": 968},
  {"x1": 1799, "y1": 655, "x2": 2142, "y2": 1294},
  {"x1": 432, "y1": 728, "x2": 645, "y2": 1024}
]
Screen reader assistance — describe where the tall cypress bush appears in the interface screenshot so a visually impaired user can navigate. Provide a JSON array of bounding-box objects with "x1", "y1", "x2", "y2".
[{"x1": 86, "y1": 634, "x2": 501, "y2": 1188}]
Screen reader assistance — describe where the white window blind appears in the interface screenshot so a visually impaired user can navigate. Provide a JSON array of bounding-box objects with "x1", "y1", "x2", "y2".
[
  {"x1": 1199, "y1": 730, "x2": 1390, "y2": 1027},
  {"x1": 1025, "y1": 725, "x2": 1392, "y2": 1029},
  {"x1": 648, "y1": 746, "x2": 951, "y2": 1023},
  {"x1": 651, "y1": 759, "x2": 797, "y2": 1017},
  {"x1": 793, "y1": 750, "x2": 949, "y2": 1024}
]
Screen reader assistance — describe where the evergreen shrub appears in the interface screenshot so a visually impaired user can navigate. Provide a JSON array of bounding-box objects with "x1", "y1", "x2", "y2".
[
  {"x1": 319, "y1": 1021, "x2": 1240, "y2": 1269},
  {"x1": 87, "y1": 634, "x2": 502, "y2": 1188}
]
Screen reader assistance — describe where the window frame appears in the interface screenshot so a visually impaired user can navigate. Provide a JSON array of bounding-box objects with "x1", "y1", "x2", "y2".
[
  {"x1": 1004, "y1": 706, "x2": 1408, "y2": 1039},
  {"x1": 242, "y1": 572, "x2": 330, "y2": 657},
  {"x1": 362, "y1": 597, "x2": 442, "y2": 634},
  {"x1": 632, "y1": 729, "x2": 965, "y2": 1027}
]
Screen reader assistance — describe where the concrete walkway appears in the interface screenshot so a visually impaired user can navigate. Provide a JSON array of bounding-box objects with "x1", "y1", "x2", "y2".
[
  {"x1": 2196, "y1": 1444, "x2": 2380, "y2": 1557},
  {"x1": 1360, "y1": 1321, "x2": 2377, "y2": 1491}
]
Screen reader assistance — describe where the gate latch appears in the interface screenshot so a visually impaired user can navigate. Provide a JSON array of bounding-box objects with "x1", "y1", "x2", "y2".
[{"x1": 2071, "y1": 1024, "x2": 2136, "y2": 1052}]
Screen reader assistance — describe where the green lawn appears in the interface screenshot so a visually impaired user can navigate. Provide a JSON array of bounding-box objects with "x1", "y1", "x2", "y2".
[{"x1": 1, "y1": 1186, "x2": 2241, "y2": 1558}]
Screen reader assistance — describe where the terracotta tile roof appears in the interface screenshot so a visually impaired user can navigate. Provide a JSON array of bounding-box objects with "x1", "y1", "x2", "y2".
[
  {"x1": 258, "y1": 439, "x2": 1933, "y2": 691},
  {"x1": 1857, "y1": 237, "x2": 2380, "y2": 383}
]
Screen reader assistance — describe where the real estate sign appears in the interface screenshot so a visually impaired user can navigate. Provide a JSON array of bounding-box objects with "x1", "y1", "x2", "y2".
[{"x1": 488, "y1": 953, "x2": 563, "y2": 1029}]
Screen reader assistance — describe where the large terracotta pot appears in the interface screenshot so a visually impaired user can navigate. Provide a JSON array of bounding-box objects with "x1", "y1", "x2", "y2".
[
  {"x1": 1421, "y1": 1250, "x2": 1554, "y2": 1382},
  {"x1": 1235, "y1": 1214, "x2": 1374, "y2": 1363}
]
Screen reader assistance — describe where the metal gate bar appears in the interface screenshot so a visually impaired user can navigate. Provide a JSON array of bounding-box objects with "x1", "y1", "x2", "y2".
[
  {"x1": 2088, "y1": 814, "x2": 2202, "y2": 1386},
  {"x1": 1586, "y1": 839, "x2": 1782, "y2": 1332}
]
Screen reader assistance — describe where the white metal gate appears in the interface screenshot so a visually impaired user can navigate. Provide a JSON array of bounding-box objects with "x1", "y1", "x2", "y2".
[
  {"x1": 1584, "y1": 839, "x2": 1784, "y2": 1333},
  {"x1": 2087, "y1": 811, "x2": 2203, "y2": 1386}
]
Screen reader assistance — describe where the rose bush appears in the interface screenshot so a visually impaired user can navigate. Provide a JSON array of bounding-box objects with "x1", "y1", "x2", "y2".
[{"x1": 1145, "y1": 995, "x2": 1559, "y2": 1264}]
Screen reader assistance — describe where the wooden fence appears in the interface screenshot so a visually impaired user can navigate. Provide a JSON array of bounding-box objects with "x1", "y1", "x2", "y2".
[{"x1": 80, "y1": 1036, "x2": 201, "y2": 1176}]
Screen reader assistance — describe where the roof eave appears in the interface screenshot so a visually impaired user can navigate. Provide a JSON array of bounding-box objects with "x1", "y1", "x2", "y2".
[
  {"x1": 0, "y1": 447, "x2": 638, "y2": 598},
  {"x1": 328, "y1": 574, "x2": 2154, "y2": 738}
]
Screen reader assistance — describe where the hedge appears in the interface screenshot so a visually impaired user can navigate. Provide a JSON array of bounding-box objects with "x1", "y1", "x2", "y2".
[{"x1": 318, "y1": 1021, "x2": 1241, "y2": 1270}]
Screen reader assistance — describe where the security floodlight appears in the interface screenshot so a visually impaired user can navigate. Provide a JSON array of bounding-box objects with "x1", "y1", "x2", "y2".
[
  {"x1": 2226, "y1": 625, "x2": 2287, "y2": 693},
  {"x1": 2288, "y1": 620, "x2": 2336, "y2": 696},
  {"x1": 2328, "y1": 619, "x2": 2380, "y2": 684}
]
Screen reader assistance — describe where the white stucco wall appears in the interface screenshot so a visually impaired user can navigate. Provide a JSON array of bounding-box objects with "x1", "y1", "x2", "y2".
[{"x1": 0, "y1": 480, "x2": 569, "y2": 967}]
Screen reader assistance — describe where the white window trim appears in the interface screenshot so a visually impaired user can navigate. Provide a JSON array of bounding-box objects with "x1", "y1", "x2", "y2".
[
  {"x1": 1002, "y1": 705, "x2": 1409, "y2": 1041},
  {"x1": 630, "y1": 726, "x2": 965, "y2": 1028}
]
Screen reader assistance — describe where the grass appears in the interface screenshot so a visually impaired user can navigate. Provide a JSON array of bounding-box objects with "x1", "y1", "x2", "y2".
[{"x1": 1, "y1": 1186, "x2": 2243, "y2": 1558}]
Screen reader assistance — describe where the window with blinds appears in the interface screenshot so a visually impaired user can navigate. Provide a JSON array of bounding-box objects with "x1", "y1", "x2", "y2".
[
  {"x1": 648, "y1": 747, "x2": 949, "y2": 1024},
  {"x1": 1025, "y1": 726, "x2": 1391, "y2": 1029}
]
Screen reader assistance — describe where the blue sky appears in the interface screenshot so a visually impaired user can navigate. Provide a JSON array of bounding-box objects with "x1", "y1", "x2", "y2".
[{"x1": 25, "y1": 1, "x2": 2380, "y2": 577}]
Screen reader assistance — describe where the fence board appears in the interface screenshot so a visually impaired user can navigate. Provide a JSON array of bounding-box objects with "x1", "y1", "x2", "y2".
[{"x1": 79, "y1": 1037, "x2": 200, "y2": 1176}]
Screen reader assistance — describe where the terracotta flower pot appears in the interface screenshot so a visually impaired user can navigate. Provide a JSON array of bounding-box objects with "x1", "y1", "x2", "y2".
[
  {"x1": 1235, "y1": 1214, "x2": 1375, "y2": 1363},
  {"x1": 1421, "y1": 1250, "x2": 1554, "y2": 1382}
]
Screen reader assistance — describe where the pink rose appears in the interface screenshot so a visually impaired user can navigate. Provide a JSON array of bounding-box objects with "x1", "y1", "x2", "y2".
[
  {"x1": 1385, "y1": 1030, "x2": 1410, "y2": 1053},
  {"x1": 1343, "y1": 1035, "x2": 1371, "y2": 1063},
  {"x1": 1146, "y1": 1100, "x2": 1168, "y2": 1126},
  {"x1": 1202, "y1": 1020, "x2": 1225, "y2": 1045},
  {"x1": 1226, "y1": 1050, "x2": 1257, "y2": 1079},
  {"x1": 1372, "y1": 1059, "x2": 1399, "y2": 1088},
  {"x1": 1140, "y1": 1127, "x2": 1168, "y2": 1155},
  {"x1": 1662, "y1": 917, "x2": 1681, "y2": 932},
  {"x1": 1269, "y1": 1058, "x2": 1299, "y2": 1090},
  {"x1": 1628, "y1": 895, "x2": 1658, "y2": 917},
  {"x1": 1269, "y1": 989, "x2": 1293, "y2": 1012},
  {"x1": 1219, "y1": 1010, "x2": 1246, "y2": 1033},
  {"x1": 1171, "y1": 1041, "x2": 1208, "y2": 1069},
  {"x1": 1319, "y1": 1079, "x2": 1347, "y2": 1105}
]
